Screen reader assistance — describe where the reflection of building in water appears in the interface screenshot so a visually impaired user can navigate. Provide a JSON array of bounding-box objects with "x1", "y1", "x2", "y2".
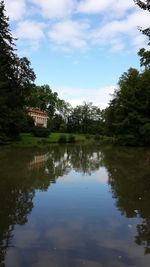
[
  {"x1": 28, "y1": 153, "x2": 49, "y2": 170},
  {"x1": 27, "y1": 107, "x2": 49, "y2": 128}
]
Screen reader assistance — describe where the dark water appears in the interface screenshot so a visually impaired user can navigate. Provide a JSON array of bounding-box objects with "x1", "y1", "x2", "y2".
[{"x1": 0, "y1": 144, "x2": 150, "y2": 267}]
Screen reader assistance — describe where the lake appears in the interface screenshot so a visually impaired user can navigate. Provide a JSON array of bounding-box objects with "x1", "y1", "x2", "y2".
[{"x1": 0, "y1": 143, "x2": 150, "y2": 267}]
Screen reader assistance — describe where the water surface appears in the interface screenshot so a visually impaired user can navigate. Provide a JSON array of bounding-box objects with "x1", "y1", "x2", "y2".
[{"x1": 0, "y1": 144, "x2": 150, "y2": 267}]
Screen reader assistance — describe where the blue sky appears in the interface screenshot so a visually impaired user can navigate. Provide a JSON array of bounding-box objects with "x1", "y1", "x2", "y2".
[{"x1": 4, "y1": 0, "x2": 150, "y2": 108}]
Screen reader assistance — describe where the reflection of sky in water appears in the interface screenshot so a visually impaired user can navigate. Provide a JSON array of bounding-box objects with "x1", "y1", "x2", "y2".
[
  {"x1": 0, "y1": 145, "x2": 150, "y2": 267},
  {"x1": 5, "y1": 167, "x2": 150, "y2": 267},
  {"x1": 61, "y1": 167, "x2": 109, "y2": 184}
]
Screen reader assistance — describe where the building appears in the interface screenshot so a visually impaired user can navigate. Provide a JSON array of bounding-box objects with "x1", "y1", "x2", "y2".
[
  {"x1": 28, "y1": 153, "x2": 49, "y2": 170},
  {"x1": 27, "y1": 107, "x2": 49, "y2": 128}
]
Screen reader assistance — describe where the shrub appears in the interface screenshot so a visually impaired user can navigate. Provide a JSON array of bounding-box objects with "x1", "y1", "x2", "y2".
[
  {"x1": 38, "y1": 138, "x2": 51, "y2": 145},
  {"x1": 68, "y1": 135, "x2": 75, "y2": 143},
  {"x1": 102, "y1": 136, "x2": 115, "y2": 144},
  {"x1": 32, "y1": 127, "x2": 50, "y2": 137},
  {"x1": 85, "y1": 134, "x2": 91, "y2": 140},
  {"x1": 116, "y1": 135, "x2": 137, "y2": 146},
  {"x1": 0, "y1": 134, "x2": 11, "y2": 145},
  {"x1": 58, "y1": 135, "x2": 67, "y2": 143},
  {"x1": 140, "y1": 123, "x2": 150, "y2": 145},
  {"x1": 20, "y1": 114, "x2": 34, "y2": 133},
  {"x1": 94, "y1": 135, "x2": 101, "y2": 141}
]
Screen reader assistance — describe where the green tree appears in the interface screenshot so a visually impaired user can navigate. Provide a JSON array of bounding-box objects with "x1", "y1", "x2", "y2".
[
  {"x1": 134, "y1": 0, "x2": 150, "y2": 11},
  {"x1": 138, "y1": 48, "x2": 150, "y2": 69},
  {"x1": 67, "y1": 102, "x2": 103, "y2": 134},
  {"x1": 134, "y1": 0, "x2": 150, "y2": 43},
  {"x1": 104, "y1": 98, "x2": 118, "y2": 136},
  {"x1": 26, "y1": 85, "x2": 57, "y2": 116},
  {"x1": 104, "y1": 59, "x2": 150, "y2": 145},
  {"x1": 27, "y1": 84, "x2": 72, "y2": 131},
  {"x1": 0, "y1": 1, "x2": 35, "y2": 142}
]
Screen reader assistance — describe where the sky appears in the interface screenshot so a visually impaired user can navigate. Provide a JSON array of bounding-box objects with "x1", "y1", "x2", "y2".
[{"x1": 4, "y1": 0, "x2": 150, "y2": 109}]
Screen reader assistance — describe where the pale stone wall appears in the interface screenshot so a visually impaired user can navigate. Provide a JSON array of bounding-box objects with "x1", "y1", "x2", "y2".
[{"x1": 27, "y1": 108, "x2": 48, "y2": 128}]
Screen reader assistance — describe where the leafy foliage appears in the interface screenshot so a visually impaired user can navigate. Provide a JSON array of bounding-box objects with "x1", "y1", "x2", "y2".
[
  {"x1": 134, "y1": 0, "x2": 150, "y2": 44},
  {"x1": 58, "y1": 135, "x2": 67, "y2": 143},
  {"x1": 104, "y1": 51, "x2": 150, "y2": 145},
  {"x1": 67, "y1": 135, "x2": 76, "y2": 143},
  {"x1": 32, "y1": 126, "x2": 50, "y2": 138},
  {"x1": 67, "y1": 102, "x2": 104, "y2": 134},
  {"x1": 0, "y1": 1, "x2": 35, "y2": 142}
]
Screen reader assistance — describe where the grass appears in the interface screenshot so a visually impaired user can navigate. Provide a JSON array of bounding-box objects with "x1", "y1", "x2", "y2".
[
  {"x1": 17, "y1": 132, "x2": 87, "y2": 146},
  {"x1": 49, "y1": 133, "x2": 86, "y2": 142}
]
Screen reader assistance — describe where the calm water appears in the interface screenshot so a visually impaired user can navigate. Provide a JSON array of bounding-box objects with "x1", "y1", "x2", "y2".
[{"x1": 0, "y1": 144, "x2": 150, "y2": 267}]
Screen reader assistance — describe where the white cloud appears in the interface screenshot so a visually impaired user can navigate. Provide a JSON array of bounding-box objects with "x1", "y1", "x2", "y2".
[
  {"x1": 14, "y1": 20, "x2": 46, "y2": 51},
  {"x1": 56, "y1": 85, "x2": 116, "y2": 109},
  {"x1": 4, "y1": 0, "x2": 149, "y2": 53},
  {"x1": 30, "y1": 0, "x2": 75, "y2": 19},
  {"x1": 15, "y1": 20, "x2": 45, "y2": 40},
  {"x1": 132, "y1": 34, "x2": 148, "y2": 50},
  {"x1": 77, "y1": 0, "x2": 113, "y2": 14},
  {"x1": 91, "y1": 9, "x2": 150, "y2": 51},
  {"x1": 48, "y1": 20, "x2": 90, "y2": 50},
  {"x1": 46, "y1": 3, "x2": 149, "y2": 52},
  {"x1": 91, "y1": 85, "x2": 116, "y2": 109},
  {"x1": 4, "y1": 0, "x2": 26, "y2": 21},
  {"x1": 106, "y1": 0, "x2": 136, "y2": 18},
  {"x1": 77, "y1": 0, "x2": 135, "y2": 16}
]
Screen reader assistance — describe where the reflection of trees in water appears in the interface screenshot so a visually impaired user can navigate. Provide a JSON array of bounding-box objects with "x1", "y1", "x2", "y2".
[
  {"x1": 101, "y1": 145, "x2": 150, "y2": 254},
  {"x1": 0, "y1": 149, "x2": 36, "y2": 265},
  {"x1": 29, "y1": 144, "x2": 103, "y2": 178},
  {"x1": 136, "y1": 219, "x2": 150, "y2": 254},
  {"x1": 0, "y1": 190, "x2": 34, "y2": 264},
  {"x1": 0, "y1": 144, "x2": 103, "y2": 265},
  {"x1": 68, "y1": 145, "x2": 102, "y2": 174},
  {"x1": 1, "y1": 144, "x2": 150, "y2": 262}
]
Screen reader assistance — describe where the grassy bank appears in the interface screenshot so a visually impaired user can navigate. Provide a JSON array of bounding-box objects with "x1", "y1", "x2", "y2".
[
  {"x1": 15, "y1": 133, "x2": 88, "y2": 146},
  {"x1": 9, "y1": 133, "x2": 116, "y2": 147}
]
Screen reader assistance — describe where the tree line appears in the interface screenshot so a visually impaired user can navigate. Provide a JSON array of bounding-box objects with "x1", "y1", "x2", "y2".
[
  {"x1": 104, "y1": 0, "x2": 150, "y2": 145},
  {"x1": 0, "y1": 0, "x2": 150, "y2": 145}
]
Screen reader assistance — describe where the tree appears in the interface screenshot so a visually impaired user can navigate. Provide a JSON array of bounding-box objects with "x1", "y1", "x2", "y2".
[
  {"x1": 0, "y1": 1, "x2": 36, "y2": 142},
  {"x1": 27, "y1": 85, "x2": 58, "y2": 117},
  {"x1": 134, "y1": 0, "x2": 150, "y2": 11},
  {"x1": 104, "y1": 55, "x2": 150, "y2": 145},
  {"x1": 104, "y1": 0, "x2": 150, "y2": 144},
  {"x1": 138, "y1": 48, "x2": 150, "y2": 69},
  {"x1": 51, "y1": 100, "x2": 72, "y2": 132},
  {"x1": 67, "y1": 102, "x2": 103, "y2": 134},
  {"x1": 27, "y1": 84, "x2": 73, "y2": 132},
  {"x1": 134, "y1": 0, "x2": 150, "y2": 43}
]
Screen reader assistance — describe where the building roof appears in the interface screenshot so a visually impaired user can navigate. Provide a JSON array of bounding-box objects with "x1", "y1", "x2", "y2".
[{"x1": 27, "y1": 107, "x2": 48, "y2": 117}]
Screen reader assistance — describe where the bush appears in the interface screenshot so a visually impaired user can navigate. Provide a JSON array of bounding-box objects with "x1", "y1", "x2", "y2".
[
  {"x1": 32, "y1": 127, "x2": 50, "y2": 137},
  {"x1": 0, "y1": 134, "x2": 11, "y2": 145},
  {"x1": 38, "y1": 138, "x2": 51, "y2": 145},
  {"x1": 58, "y1": 135, "x2": 67, "y2": 143},
  {"x1": 94, "y1": 135, "x2": 115, "y2": 144},
  {"x1": 140, "y1": 123, "x2": 150, "y2": 145},
  {"x1": 85, "y1": 134, "x2": 91, "y2": 140},
  {"x1": 116, "y1": 134, "x2": 138, "y2": 146},
  {"x1": 68, "y1": 135, "x2": 75, "y2": 143},
  {"x1": 94, "y1": 135, "x2": 101, "y2": 141},
  {"x1": 101, "y1": 136, "x2": 115, "y2": 144}
]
